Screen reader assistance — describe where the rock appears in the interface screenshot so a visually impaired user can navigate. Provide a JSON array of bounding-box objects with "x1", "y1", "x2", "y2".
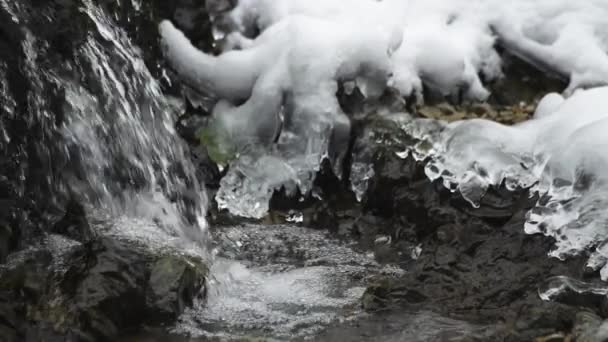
[
  {"x1": 0, "y1": 222, "x2": 207, "y2": 341},
  {"x1": 362, "y1": 277, "x2": 427, "y2": 311},
  {"x1": 0, "y1": 248, "x2": 54, "y2": 342},
  {"x1": 0, "y1": 224, "x2": 12, "y2": 264},
  {"x1": 102, "y1": 0, "x2": 214, "y2": 81},
  {"x1": 0, "y1": 0, "x2": 216, "y2": 252},
  {"x1": 146, "y1": 254, "x2": 207, "y2": 321},
  {"x1": 333, "y1": 113, "x2": 595, "y2": 339},
  {"x1": 0, "y1": 296, "x2": 19, "y2": 342},
  {"x1": 51, "y1": 199, "x2": 95, "y2": 243},
  {"x1": 189, "y1": 144, "x2": 223, "y2": 190},
  {"x1": 488, "y1": 52, "x2": 566, "y2": 107}
]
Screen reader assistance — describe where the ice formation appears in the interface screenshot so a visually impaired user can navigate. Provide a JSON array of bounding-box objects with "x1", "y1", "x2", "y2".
[
  {"x1": 405, "y1": 87, "x2": 608, "y2": 279},
  {"x1": 160, "y1": 4, "x2": 402, "y2": 217},
  {"x1": 160, "y1": 0, "x2": 608, "y2": 219},
  {"x1": 208, "y1": 0, "x2": 501, "y2": 101}
]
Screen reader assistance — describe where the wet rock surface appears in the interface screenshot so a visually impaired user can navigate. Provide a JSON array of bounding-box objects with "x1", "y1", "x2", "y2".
[
  {"x1": 0, "y1": 0, "x2": 213, "y2": 250},
  {"x1": 0, "y1": 207, "x2": 207, "y2": 342}
]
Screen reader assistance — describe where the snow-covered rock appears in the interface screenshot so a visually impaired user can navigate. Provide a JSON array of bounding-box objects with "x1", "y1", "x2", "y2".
[
  {"x1": 161, "y1": 0, "x2": 608, "y2": 221},
  {"x1": 160, "y1": 10, "x2": 402, "y2": 218},
  {"x1": 408, "y1": 87, "x2": 608, "y2": 279}
]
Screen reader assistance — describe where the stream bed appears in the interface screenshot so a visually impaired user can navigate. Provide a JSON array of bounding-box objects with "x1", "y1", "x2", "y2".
[{"x1": 122, "y1": 224, "x2": 498, "y2": 341}]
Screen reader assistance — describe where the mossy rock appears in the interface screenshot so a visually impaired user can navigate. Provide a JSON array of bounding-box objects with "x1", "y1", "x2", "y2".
[
  {"x1": 0, "y1": 233, "x2": 208, "y2": 341},
  {"x1": 146, "y1": 253, "x2": 207, "y2": 321}
]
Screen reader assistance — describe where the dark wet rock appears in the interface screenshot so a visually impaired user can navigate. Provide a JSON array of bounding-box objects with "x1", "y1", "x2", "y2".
[
  {"x1": 329, "y1": 113, "x2": 595, "y2": 340},
  {"x1": 175, "y1": 108, "x2": 223, "y2": 190},
  {"x1": 488, "y1": 52, "x2": 567, "y2": 106},
  {"x1": 542, "y1": 280, "x2": 608, "y2": 318},
  {"x1": 100, "y1": 0, "x2": 214, "y2": 81},
  {"x1": 0, "y1": 224, "x2": 12, "y2": 264},
  {"x1": 0, "y1": 224, "x2": 207, "y2": 341},
  {"x1": 51, "y1": 199, "x2": 95, "y2": 243},
  {"x1": 495, "y1": 302, "x2": 578, "y2": 341},
  {"x1": 189, "y1": 144, "x2": 223, "y2": 190},
  {"x1": 147, "y1": 254, "x2": 207, "y2": 321}
]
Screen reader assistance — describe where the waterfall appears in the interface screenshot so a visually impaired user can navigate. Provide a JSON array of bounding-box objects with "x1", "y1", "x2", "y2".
[{"x1": 1, "y1": 0, "x2": 208, "y2": 249}]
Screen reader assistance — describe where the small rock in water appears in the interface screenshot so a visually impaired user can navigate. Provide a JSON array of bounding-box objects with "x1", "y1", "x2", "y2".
[{"x1": 286, "y1": 211, "x2": 304, "y2": 223}]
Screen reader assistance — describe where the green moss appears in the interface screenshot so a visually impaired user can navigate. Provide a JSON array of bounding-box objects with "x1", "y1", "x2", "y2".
[{"x1": 197, "y1": 124, "x2": 237, "y2": 166}]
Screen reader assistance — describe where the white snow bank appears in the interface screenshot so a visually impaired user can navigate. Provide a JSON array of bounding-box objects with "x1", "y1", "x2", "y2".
[
  {"x1": 493, "y1": 0, "x2": 608, "y2": 94},
  {"x1": 406, "y1": 87, "x2": 608, "y2": 279},
  {"x1": 160, "y1": 0, "x2": 608, "y2": 218},
  {"x1": 207, "y1": 0, "x2": 608, "y2": 100},
  {"x1": 160, "y1": 8, "x2": 402, "y2": 218}
]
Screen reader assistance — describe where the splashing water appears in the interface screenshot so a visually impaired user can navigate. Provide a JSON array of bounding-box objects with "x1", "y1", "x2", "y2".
[
  {"x1": 76, "y1": 3, "x2": 206, "y2": 246},
  {"x1": 173, "y1": 224, "x2": 404, "y2": 340},
  {"x1": 4, "y1": 0, "x2": 209, "y2": 249}
]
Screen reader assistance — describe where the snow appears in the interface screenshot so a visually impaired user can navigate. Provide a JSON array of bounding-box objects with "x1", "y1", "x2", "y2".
[
  {"x1": 493, "y1": 0, "x2": 608, "y2": 94},
  {"x1": 159, "y1": 0, "x2": 608, "y2": 271},
  {"x1": 204, "y1": 0, "x2": 608, "y2": 100},
  {"x1": 161, "y1": 5, "x2": 403, "y2": 218}
]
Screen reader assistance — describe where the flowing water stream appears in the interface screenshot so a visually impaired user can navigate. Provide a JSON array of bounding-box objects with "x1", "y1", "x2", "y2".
[
  {"x1": 177, "y1": 224, "x2": 402, "y2": 340},
  {"x1": 123, "y1": 224, "x2": 493, "y2": 341},
  {"x1": 61, "y1": 2, "x2": 208, "y2": 247},
  {"x1": 0, "y1": 1, "x2": 518, "y2": 340},
  {"x1": 0, "y1": 0, "x2": 209, "y2": 248}
]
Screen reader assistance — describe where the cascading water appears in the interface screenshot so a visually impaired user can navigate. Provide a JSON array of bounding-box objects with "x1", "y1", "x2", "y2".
[
  {"x1": 13, "y1": 0, "x2": 208, "y2": 249},
  {"x1": 7, "y1": 0, "x2": 608, "y2": 340},
  {"x1": 4, "y1": 2, "x2": 403, "y2": 338}
]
